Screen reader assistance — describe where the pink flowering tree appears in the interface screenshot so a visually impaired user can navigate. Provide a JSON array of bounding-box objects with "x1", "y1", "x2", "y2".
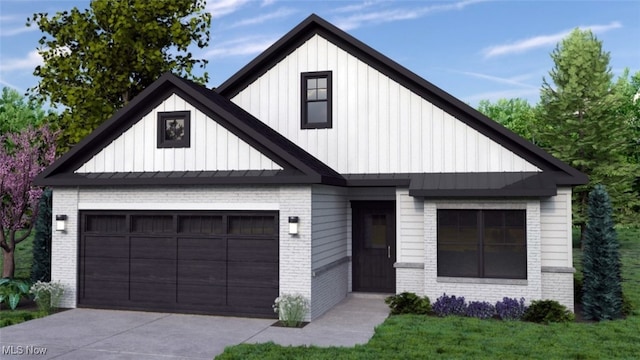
[{"x1": 0, "y1": 126, "x2": 57, "y2": 278}]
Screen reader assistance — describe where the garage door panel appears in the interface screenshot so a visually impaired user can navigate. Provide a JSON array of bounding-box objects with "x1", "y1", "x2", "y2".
[
  {"x1": 130, "y1": 281, "x2": 176, "y2": 303},
  {"x1": 82, "y1": 280, "x2": 129, "y2": 302},
  {"x1": 178, "y1": 260, "x2": 226, "y2": 286},
  {"x1": 178, "y1": 284, "x2": 226, "y2": 305},
  {"x1": 228, "y1": 262, "x2": 278, "y2": 288},
  {"x1": 228, "y1": 238, "x2": 278, "y2": 262},
  {"x1": 227, "y1": 286, "x2": 278, "y2": 313},
  {"x1": 131, "y1": 259, "x2": 177, "y2": 283},
  {"x1": 83, "y1": 236, "x2": 129, "y2": 258},
  {"x1": 84, "y1": 258, "x2": 129, "y2": 281},
  {"x1": 178, "y1": 237, "x2": 226, "y2": 261},
  {"x1": 131, "y1": 237, "x2": 177, "y2": 259}
]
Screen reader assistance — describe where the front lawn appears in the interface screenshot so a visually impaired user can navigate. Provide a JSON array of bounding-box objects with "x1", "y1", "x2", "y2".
[{"x1": 217, "y1": 227, "x2": 640, "y2": 359}]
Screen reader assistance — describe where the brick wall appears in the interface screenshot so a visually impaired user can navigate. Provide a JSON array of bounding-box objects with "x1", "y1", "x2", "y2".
[
  {"x1": 311, "y1": 262, "x2": 349, "y2": 319},
  {"x1": 542, "y1": 268, "x2": 575, "y2": 311},
  {"x1": 51, "y1": 187, "x2": 79, "y2": 308}
]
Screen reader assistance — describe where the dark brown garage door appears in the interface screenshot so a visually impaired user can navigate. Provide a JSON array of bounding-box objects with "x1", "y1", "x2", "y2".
[{"x1": 78, "y1": 211, "x2": 278, "y2": 317}]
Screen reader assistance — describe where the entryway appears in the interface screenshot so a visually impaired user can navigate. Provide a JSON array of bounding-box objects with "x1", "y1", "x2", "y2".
[{"x1": 351, "y1": 201, "x2": 396, "y2": 293}]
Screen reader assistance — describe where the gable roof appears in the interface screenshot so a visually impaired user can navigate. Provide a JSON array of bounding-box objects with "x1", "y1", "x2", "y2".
[
  {"x1": 34, "y1": 72, "x2": 345, "y2": 186},
  {"x1": 217, "y1": 14, "x2": 587, "y2": 186}
]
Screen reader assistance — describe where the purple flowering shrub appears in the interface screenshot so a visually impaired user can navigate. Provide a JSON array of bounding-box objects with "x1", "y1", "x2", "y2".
[
  {"x1": 465, "y1": 301, "x2": 496, "y2": 319},
  {"x1": 495, "y1": 297, "x2": 528, "y2": 320},
  {"x1": 432, "y1": 293, "x2": 467, "y2": 317}
]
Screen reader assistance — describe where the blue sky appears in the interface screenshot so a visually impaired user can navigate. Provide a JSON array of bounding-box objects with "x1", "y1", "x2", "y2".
[{"x1": 0, "y1": 0, "x2": 638, "y2": 107}]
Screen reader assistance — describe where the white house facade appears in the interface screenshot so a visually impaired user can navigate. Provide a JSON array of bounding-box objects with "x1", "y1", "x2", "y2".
[{"x1": 36, "y1": 15, "x2": 586, "y2": 320}]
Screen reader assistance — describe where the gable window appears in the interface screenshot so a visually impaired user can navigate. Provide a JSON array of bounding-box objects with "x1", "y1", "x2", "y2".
[
  {"x1": 157, "y1": 111, "x2": 190, "y2": 148},
  {"x1": 437, "y1": 209, "x2": 527, "y2": 279},
  {"x1": 301, "y1": 71, "x2": 332, "y2": 129}
]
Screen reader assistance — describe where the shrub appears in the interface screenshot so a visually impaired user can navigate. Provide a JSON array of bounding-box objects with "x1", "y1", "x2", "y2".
[
  {"x1": 30, "y1": 281, "x2": 65, "y2": 314},
  {"x1": 495, "y1": 297, "x2": 528, "y2": 320},
  {"x1": 31, "y1": 189, "x2": 52, "y2": 283},
  {"x1": 582, "y1": 185, "x2": 623, "y2": 320},
  {"x1": 273, "y1": 293, "x2": 309, "y2": 327},
  {"x1": 432, "y1": 294, "x2": 467, "y2": 317},
  {"x1": 522, "y1": 300, "x2": 574, "y2": 324},
  {"x1": 465, "y1": 301, "x2": 495, "y2": 319},
  {"x1": 385, "y1": 292, "x2": 431, "y2": 315},
  {"x1": 0, "y1": 278, "x2": 31, "y2": 310}
]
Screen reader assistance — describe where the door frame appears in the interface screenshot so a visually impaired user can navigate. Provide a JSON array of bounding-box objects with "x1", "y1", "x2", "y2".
[{"x1": 351, "y1": 200, "x2": 396, "y2": 293}]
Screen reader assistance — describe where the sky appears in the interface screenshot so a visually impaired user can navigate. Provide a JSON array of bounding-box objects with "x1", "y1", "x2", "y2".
[{"x1": 0, "y1": 0, "x2": 638, "y2": 108}]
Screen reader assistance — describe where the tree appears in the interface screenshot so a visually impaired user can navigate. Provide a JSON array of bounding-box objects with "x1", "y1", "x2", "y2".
[
  {"x1": 28, "y1": 0, "x2": 211, "y2": 151},
  {"x1": 477, "y1": 98, "x2": 539, "y2": 144},
  {"x1": 582, "y1": 185, "x2": 622, "y2": 320},
  {"x1": 535, "y1": 29, "x2": 639, "y2": 234},
  {"x1": 0, "y1": 87, "x2": 47, "y2": 134},
  {"x1": 0, "y1": 126, "x2": 57, "y2": 278},
  {"x1": 31, "y1": 189, "x2": 52, "y2": 283}
]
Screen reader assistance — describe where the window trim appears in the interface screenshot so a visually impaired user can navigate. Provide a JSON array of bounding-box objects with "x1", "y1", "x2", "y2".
[
  {"x1": 301, "y1": 71, "x2": 332, "y2": 129},
  {"x1": 436, "y1": 209, "x2": 527, "y2": 280},
  {"x1": 157, "y1": 111, "x2": 191, "y2": 148}
]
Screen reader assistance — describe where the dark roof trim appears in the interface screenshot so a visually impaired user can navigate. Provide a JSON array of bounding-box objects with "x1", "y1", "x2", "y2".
[
  {"x1": 35, "y1": 73, "x2": 345, "y2": 187},
  {"x1": 217, "y1": 14, "x2": 587, "y2": 186}
]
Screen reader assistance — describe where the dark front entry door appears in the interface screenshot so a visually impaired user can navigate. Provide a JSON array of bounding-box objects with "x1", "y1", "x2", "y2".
[{"x1": 352, "y1": 201, "x2": 396, "y2": 293}]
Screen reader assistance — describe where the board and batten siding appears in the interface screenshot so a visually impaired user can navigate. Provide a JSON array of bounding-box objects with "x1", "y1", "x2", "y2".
[
  {"x1": 230, "y1": 34, "x2": 540, "y2": 174},
  {"x1": 75, "y1": 93, "x2": 282, "y2": 173},
  {"x1": 540, "y1": 188, "x2": 573, "y2": 268},
  {"x1": 311, "y1": 185, "x2": 348, "y2": 269}
]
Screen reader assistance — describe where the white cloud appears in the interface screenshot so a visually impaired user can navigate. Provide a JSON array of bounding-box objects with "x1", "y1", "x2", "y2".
[
  {"x1": 0, "y1": 25, "x2": 38, "y2": 37},
  {"x1": 230, "y1": 8, "x2": 296, "y2": 28},
  {"x1": 332, "y1": 0, "x2": 385, "y2": 14},
  {"x1": 204, "y1": 36, "x2": 276, "y2": 58},
  {"x1": 0, "y1": 77, "x2": 23, "y2": 92},
  {"x1": 449, "y1": 69, "x2": 538, "y2": 89},
  {"x1": 334, "y1": 0, "x2": 488, "y2": 30},
  {"x1": 207, "y1": 0, "x2": 250, "y2": 19},
  {"x1": 261, "y1": 0, "x2": 276, "y2": 6},
  {"x1": 483, "y1": 21, "x2": 622, "y2": 58},
  {"x1": 0, "y1": 50, "x2": 43, "y2": 71}
]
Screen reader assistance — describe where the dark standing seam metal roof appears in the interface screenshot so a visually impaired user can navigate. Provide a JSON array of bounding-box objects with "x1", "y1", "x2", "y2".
[{"x1": 216, "y1": 14, "x2": 588, "y2": 188}]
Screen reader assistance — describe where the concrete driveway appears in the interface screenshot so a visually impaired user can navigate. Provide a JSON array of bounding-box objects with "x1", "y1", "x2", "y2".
[{"x1": 0, "y1": 294, "x2": 389, "y2": 359}]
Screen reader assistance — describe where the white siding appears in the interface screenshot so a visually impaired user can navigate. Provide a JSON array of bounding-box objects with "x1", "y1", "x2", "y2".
[
  {"x1": 540, "y1": 188, "x2": 573, "y2": 267},
  {"x1": 311, "y1": 185, "x2": 348, "y2": 269},
  {"x1": 231, "y1": 34, "x2": 540, "y2": 174},
  {"x1": 396, "y1": 188, "x2": 424, "y2": 264},
  {"x1": 75, "y1": 94, "x2": 282, "y2": 173}
]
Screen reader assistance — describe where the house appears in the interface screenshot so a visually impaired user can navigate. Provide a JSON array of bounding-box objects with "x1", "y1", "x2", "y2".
[{"x1": 35, "y1": 14, "x2": 587, "y2": 320}]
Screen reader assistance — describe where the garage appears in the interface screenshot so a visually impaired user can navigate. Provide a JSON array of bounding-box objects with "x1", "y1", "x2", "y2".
[{"x1": 78, "y1": 211, "x2": 279, "y2": 317}]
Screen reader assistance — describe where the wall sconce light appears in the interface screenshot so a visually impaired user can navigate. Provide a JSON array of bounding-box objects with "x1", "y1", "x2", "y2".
[
  {"x1": 56, "y1": 215, "x2": 68, "y2": 232},
  {"x1": 288, "y1": 216, "x2": 299, "y2": 235}
]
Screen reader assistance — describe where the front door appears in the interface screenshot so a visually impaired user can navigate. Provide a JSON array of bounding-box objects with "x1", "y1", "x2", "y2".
[{"x1": 352, "y1": 201, "x2": 396, "y2": 293}]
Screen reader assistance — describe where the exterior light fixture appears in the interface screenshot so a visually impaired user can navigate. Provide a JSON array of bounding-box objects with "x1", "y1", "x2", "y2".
[
  {"x1": 288, "y1": 216, "x2": 299, "y2": 235},
  {"x1": 56, "y1": 215, "x2": 68, "y2": 232}
]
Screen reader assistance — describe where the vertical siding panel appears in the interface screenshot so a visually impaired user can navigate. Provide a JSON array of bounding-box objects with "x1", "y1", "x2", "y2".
[
  {"x1": 398, "y1": 86, "x2": 410, "y2": 172},
  {"x1": 327, "y1": 42, "x2": 339, "y2": 170},
  {"x1": 122, "y1": 128, "x2": 134, "y2": 171},
  {"x1": 227, "y1": 131, "x2": 238, "y2": 170},
  {"x1": 421, "y1": 101, "x2": 432, "y2": 173},
  {"x1": 388, "y1": 81, "x2": 399, "y2": 173},
  {"x1": 476, "y1": 132, "x2": 488, "y2": 171},
  {"x1": 297, "y1": 42, "x2": 309, "y2": 150},
  {"x1": 103, "y1": 142, "x2": 115, "y2": 172},
  {"x1": 455, "y1": 119, "x2": 466, "y2": 171},
  {"x1": 431, "y1": 107, "x2": 443, "y2": 172},
  {"x1": 206, "y1": 115, "x2": 216, "y2": 169},
  {"x1": 378, "y1": 75, "x2": 390, "y2": 173},
  {"x1": 194, "y1": 106, "x2": 206, "y2": 170},
  {"x1": 133, "y1": 116, "x2": 145, "y2": 171},
  {"x1": 444, "y1": 112, "x2": 456, "y2": 172},
  {"x1": 410, "y1": 93, "x2": 422, "y2": 172},
  {"x1": 277, "y1": 61, "x2": 289, "y2": 139},
  {"x1": 338, "y1": 46, "x2": 353, "y2": 173},
  {"x1": 346, "y1": 55, "x2": 358, "y2": 172},
  {"x1": 356, "y1": 62, "x2": 368, "y2": 172},
  {"x1": 216, "y1": 121, "x2": 227, "y2": 170},
  {"x1": 466, "y1": 125, "x2": 478, "y2": 171},
  {"x1": 368, "y1": 67, "x2": 379, "y2": 172},
  {"x1": 287, "y1": 55, "x2": 299, "y2": 144}
]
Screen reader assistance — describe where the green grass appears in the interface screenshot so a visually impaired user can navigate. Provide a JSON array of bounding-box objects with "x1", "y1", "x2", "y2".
[
  {"x1": 217, "y1": 227, "x2": 640, "y2": 360},
  {"x1": 0, "y1": 309, "x2": 47, "y2": 327}
]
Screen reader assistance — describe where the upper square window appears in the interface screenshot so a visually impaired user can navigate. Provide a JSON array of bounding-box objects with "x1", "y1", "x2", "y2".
[
  {"x1": 437, "y1": 209, "x2": 527, "y2": 279},
  {"x1": 301, "y1": 71, "x2": 332, "y2": 129},
  {"x1": 157, "y1": 111, "x2": 190, "y2": 148}
]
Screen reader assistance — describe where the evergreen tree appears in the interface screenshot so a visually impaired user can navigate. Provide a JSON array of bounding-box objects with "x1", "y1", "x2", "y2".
[
  {"x1": 31, "y1": 189, "x2": 52, "y2": 283},
  {"x1": 536, "y1": 30, "x2": 639, "y2": 235},
  {"x1": 582, "y1": 185, "x2": 622, "y2": 320}
]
